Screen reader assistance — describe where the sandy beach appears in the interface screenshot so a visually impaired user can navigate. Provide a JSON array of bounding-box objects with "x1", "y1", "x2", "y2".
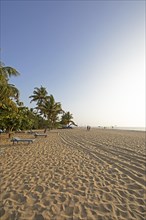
[{"x1": 0, "y1": 128, "x2": 145, "y2": 220}]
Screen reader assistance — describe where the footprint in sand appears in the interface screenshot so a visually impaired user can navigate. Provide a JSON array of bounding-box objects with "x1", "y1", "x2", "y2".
[
  {"x1": 34, "y1": 213, "x2": 44, "y2": 220},
  {"x1": 0, "y1": 208, "x2": 5, "y2": 218},
  {"x1": 35, "y1": 185, "x2": 44, "y2": 193}
]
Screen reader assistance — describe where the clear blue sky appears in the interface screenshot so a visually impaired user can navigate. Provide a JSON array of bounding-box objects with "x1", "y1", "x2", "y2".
[{"x1": 1, "y1": 0, "x2": 145, "y2": 127}]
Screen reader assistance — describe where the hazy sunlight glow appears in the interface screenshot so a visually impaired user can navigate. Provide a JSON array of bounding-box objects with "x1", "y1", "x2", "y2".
[{"x1": 1, "y1": 0, "x2": 145, "y2": 128}]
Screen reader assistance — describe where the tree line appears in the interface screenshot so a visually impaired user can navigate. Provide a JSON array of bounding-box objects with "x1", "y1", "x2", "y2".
[{"x1": 0, "y1": 62, "x2": 77, "y2": 132}]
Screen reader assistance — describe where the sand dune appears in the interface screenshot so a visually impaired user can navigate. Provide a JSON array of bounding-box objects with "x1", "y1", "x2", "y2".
[{"x1": 0, "y1": 128, "x2": 145, "y2": 219}]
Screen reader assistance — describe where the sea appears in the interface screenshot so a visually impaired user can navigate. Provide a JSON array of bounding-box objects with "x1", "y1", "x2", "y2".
[
  {"x1": 115, "y1": 127, "x2": 145, "y2": 131},
  {"x1": 91, "y1": 126, "x2": 146, "y2": 131}
]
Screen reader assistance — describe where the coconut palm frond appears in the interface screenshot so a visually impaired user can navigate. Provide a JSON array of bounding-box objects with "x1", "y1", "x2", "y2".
[
  {"x1": 29, "y1": 86, "x2": 48, "y2": 104},
  {"x1": 0, "y1": 66, "x2": 20, "y2": 78}
]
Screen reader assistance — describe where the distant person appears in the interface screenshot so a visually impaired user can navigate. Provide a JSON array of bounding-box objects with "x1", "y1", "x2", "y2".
[{"x1": 87, "y1": 126, "x2": 91, "y2": 131}]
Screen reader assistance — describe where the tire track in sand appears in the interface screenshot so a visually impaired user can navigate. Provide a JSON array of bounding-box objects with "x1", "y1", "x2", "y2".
[{"x1": 59, "y1": 131, "x2": 146, "y2": 188}]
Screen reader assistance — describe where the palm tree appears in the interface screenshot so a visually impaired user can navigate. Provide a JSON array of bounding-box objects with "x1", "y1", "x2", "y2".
[
  {"x1": 61, "y1": 111, "x2": 77, "y2": 127},
  {"x1": 0, "y1": 63, "x2": 20, "y2": 104},
  {"x1": 40, "y1": 95, "x2": 63, "y2": 129},
  {"x1": 0, "y1": 62, "x2": 20, "y2": 78},
  {"x1": 0, "y1": 62, "x2": 20, "y2": 133},
  {"x1": 29, "y1": 86, "x2": 49, "y2": 107}
]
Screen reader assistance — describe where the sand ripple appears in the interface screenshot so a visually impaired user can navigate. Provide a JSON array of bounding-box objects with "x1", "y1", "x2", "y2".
[{"x1": 0, "y1": 129, "x2": 146, "y2": 219}]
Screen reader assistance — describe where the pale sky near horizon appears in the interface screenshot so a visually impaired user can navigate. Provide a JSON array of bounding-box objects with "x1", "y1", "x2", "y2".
[{"x1": 1, "y1": 0, "x2": 145, "y2": 127}]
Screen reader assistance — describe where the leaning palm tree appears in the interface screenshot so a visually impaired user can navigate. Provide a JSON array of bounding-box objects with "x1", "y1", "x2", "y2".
[
  {"x1": 0, "y1": 76, "x2": 20, "y2": 107},
  {"x1": 0, "y1": 63, "x2": 20, "y2": 106},
  {"x1": 0, "y1": 62, "x2": 20, "y2": 78},
  {"x1": 0, "y1": 62, "x2": 20, "y2": 133}
]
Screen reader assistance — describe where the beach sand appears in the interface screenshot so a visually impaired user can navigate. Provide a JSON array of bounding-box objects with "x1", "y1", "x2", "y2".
[{"x1": 0, "y1": 128, "x2": 145, "y2": 220}]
